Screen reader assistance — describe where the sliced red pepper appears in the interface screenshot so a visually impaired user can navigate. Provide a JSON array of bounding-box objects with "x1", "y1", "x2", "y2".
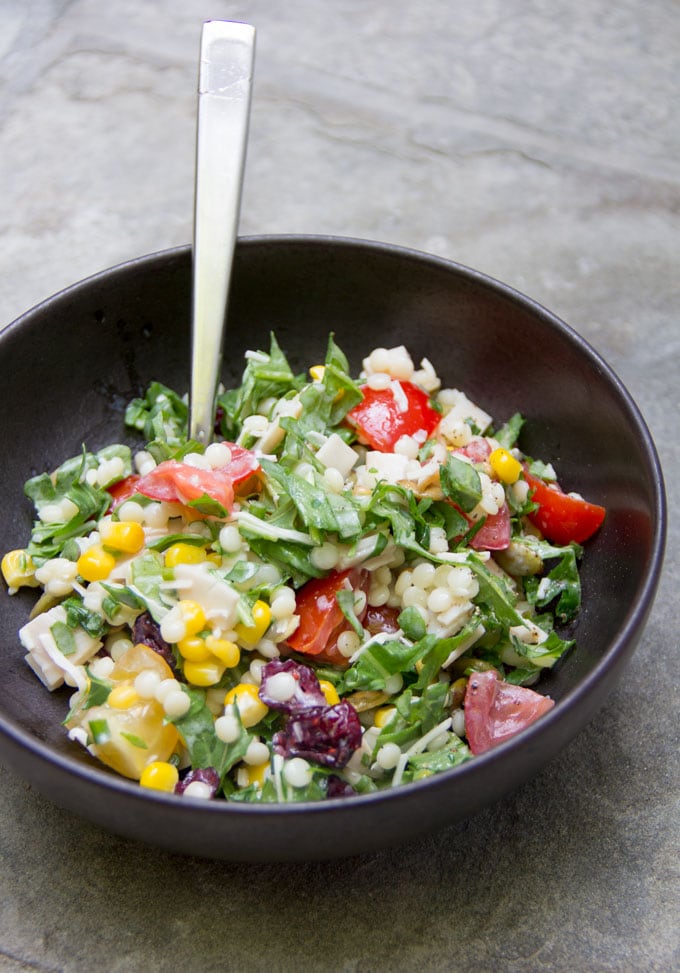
[
  {"x1": 523, "y1": 468, "x2": 605, "y2": 545},
  {"x1": 346, "y1": 380, "x2": 441, "y2": 452}
]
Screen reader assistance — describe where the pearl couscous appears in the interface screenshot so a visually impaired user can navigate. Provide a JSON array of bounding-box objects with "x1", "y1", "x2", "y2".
[{"x1": 1, "y1": 337, "x2": 605, "y2": 801}]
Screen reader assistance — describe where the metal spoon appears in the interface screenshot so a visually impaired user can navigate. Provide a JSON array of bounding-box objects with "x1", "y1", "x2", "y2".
[{"x1": 189, "y1": 20, "x2": 256, "y2": 443}]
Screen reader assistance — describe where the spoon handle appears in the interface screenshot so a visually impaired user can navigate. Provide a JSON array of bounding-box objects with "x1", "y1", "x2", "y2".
[{"x1": 189, "y1": 20, "x2": 256, "y2": 443}]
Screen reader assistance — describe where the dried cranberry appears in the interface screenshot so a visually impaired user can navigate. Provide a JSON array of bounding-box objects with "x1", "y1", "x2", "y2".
[
  {"x1": 132, "y1": 611, "x2": 176, "y2": 670},
  {"x1": 214, "y1": 404, "x2": 225, "y2": 435},
  {"x1": 259, "y1": 658, "x2": 326, "y2": 714},
  {"x1": 272, "y1": 700, "x2": 362, "y2": 769},
  {"x1": 175, "y1": 766, "x2": 220, "y2": 797},
  {"x1": 326, "y1": 775, "x2": 357, "y2": 799}
]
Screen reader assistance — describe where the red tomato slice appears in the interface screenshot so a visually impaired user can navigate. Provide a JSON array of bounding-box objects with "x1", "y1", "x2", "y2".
[
  {"x1": 464, "y1": 669, "x2": 554, "y2": 755},
  {"x1": 286, "y1": 569, "x2": 369, "y2": 668},
  {"x1": 469, "y1": 503, "x2": 511, "y2": 551},
  {"x1": 106, "y1": 474, "x2": 141, "y2": 511},
  {"x1": 346, "y1": 381, "x2": 441, "y2": 452},
  {"x1": 523, "y1": 468, "x2": 605, "y2": 545},
  {"x1": 454, "y1": 436, "x2": 491, "y2": 464},
  {"x1": 135, "y1": 444, "x2": 260, "y2": 513}
]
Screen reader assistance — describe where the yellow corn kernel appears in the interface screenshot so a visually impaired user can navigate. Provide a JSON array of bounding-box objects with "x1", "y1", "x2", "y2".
[
  {"x1": 234, "y1": 600, "x2": 272, "y2": 647},
  {"x1": 374, "y1": 706, "x2": 397, "y2": 728},
  {"x1": 164, "y1": 543, "x2": 206, "y2": 568},
  {"x1": 224, "y1": 683, "x2": 269, "y2": 728},
  {"x1": 77, "y1": 545, "x2": 116, "y2": 582},
  {"x1": 100, "y1": 520, "x2": 145, "y2": 555},
  {"x1": 205, "y1": 551, "x2": 222, "y2": 566},
  {"x1": 309, "y1": 365, "x2": 325, "y2": 382},
  {"x1": 489, "y1": 447, "x2": 522, "y2": 485},
  {"x1": 243, "y1": 761, "x2": 269, "y2": 788},
  {"x1": 108, "y1": 683, "x2": 140, "y2": 710},
  {"x1": 319, "y1": 680, "x2": 340, "y2": 706},
  {"x1": 177, "y1": 635, "x2": 211, "y2": 663},
  {"x1": 1, "y1": 549, "x2": 39, "y2": 590},
  {"x1": 139, "y1": 760, "x2": 179, "y2": 793},
  {"x1": 205, "y1": 636, "x2": 240, "y2": 668},
  {"x1": 177, "y1": 599, "x2": 207, "y2": 637},
  {"x1": 183, "y1": 659, "x2": 225, "y2": 687}
]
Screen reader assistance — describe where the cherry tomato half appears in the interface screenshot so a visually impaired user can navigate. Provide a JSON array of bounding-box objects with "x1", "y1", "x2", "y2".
[
  {"x1": 346, "y1": 381, "x2": 440, "y2": 452},
  {"x1": 523, "y1": 468, "x2": 605, "y2": 545},
  {"x1": 286, "y1": 569, "x2": 369, "y2": 668},
  {"x1": 464, "y1": 669, "x2": 554, "y2": 755},
  {"x1": 135, "y1": 444, "x2": 260, "y2": 513}
]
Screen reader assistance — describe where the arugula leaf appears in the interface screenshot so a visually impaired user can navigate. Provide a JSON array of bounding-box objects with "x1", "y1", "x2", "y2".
[
  {"x1": 375, "y1": 682, "x2": 450, "y2": 751},
  {"x1": 124, "y1": 381, "x2": 188, "y2": 444},
  {"x1": 468, "y1": 554, "x2": 524, "y2": 627},
  {"x1": 523, "y1": 540, "x2": 582, "y2": 622},
  {"x1": 128, "y1": 552, "x2": 175, "y2": 622},
  {"x1": 493, "y1": 412, "x2": 524, "y2": 450},
  {"x1": 62, "y1": 597, "x2": 110, "y2": 639},
  {"x1": 50, "y1": 620, "x2": 76, "y2": 656},
  {"x1": 260, "y1": 459, "x2": 362, "y2": 541},
  {"x1": 340, "y1": 636, "x2": 430, "y2": 693},
  {"x1": 439, "y1": 454, "x2": 482, "y2": 513},
  {"x1": 168, "y1": 687, "x2": 250, "y2": 783},
  {"x1": 401, "y1": 734, "x2": 472, "y2": 782},
  {"x1": 217, "y1": 334, "x2": 301, "y2": 439}
]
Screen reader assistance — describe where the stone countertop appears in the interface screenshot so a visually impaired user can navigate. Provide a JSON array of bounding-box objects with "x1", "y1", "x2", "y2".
[{"x1": 0, "y1": 2, "x2": 677, "y2": 971}]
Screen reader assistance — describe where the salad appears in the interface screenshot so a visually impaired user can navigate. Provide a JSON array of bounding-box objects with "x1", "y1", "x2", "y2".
[{"x1": 2, "y1": 337, "x2": 605, "y2": 803}]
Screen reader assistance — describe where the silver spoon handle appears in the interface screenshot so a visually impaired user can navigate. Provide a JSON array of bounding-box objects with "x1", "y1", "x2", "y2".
[{"x1": 189, "y1": 20, "x2": 256, "y2": 443}]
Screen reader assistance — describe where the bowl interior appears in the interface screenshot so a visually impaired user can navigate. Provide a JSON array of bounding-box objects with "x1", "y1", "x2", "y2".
[{"x1": 0, "y1": 237, "x2": 664, "y2": 859}]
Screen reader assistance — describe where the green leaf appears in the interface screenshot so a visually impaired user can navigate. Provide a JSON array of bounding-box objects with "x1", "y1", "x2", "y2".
[
  {"x1": 62, "y1": 597, "x2": 110, "y2": 639},
  {"x1": 120, "y1": 732, "x2": 148, "y2": 750},
  {"x1": 397, "y1": 606, "x2": 427, "y2": 642},
  {"x1": 124, "y1": 381, "x2": 188, "y2": 444},
  {"x1": 493, "y1": 412, "x2": 524, "y2": 450},
  {"x1": 440, "y1": 455, "x2": 482, "y2": 513},
  {"x1": 168, "y1": 687, "x2": 251, "y2": 784},
  {"x1": 468, "y1": 554, "x2": 524, "y2": 627},
  {"x1": 50, "y1": 620, "x2": 76, "y2": 656},
  {"x1": 88, "y1": 718, "x2": 111, "y2": 745},
  {"x1": 401, "y1": 734, "x2": 472, "y2": 782},
  {"x1": 341, "y1": 636, "x2": 430, "y2": 693}
]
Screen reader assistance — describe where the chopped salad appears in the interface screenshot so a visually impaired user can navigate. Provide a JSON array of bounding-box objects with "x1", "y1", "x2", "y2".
[{"x1": 2, "y1": 337, "x2": 605, "y2": 802}]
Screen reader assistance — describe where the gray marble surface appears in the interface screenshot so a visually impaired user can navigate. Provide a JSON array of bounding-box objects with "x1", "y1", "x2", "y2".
[{"x1": 0, "y1": 2, "x2": 678, "y2": 971}]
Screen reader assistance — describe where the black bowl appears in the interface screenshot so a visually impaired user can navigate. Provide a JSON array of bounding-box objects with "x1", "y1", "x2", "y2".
[{"x1": 0, "y1": 237, "x2": 665, "y2": 861}]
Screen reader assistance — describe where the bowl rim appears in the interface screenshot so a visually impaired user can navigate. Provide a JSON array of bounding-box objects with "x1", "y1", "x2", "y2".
[{"x1": 0, "y1": 234, "x2": 667, "y2": 822}]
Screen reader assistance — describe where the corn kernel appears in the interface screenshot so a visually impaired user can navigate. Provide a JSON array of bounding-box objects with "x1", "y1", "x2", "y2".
[
  {"x1": 374, "y1": 706, "x2": 397, "y2": 728},
  {"x1": 309, "y1": 365, "x2": 325, "y2": 382},
  {"x1": 489, "y1": 447, "x2": 522, "y2": 485},
  {"x1": 205, "y1": 551, "x2": 222, "y2": 566},
  {"x1": 100, "y1": 520, "x2": 145, "y2": 555},
  {"x1": 177, "y1": 600, "x2": 207, "y2": 637},
  {"x1": 183, "y1": 659, "x2": 225, "y2": 687},
  {"x1": 234, "y1": 600, "x2": 272, "y2": 647},
  {"x1": 205, "y1": 636, "x2": 240, "y2": 668},
  {"x1": 177, "y1": 635, "x2": 211, "y2": 663},
  {"x1": 319, "y1": 680, "x2": 340, "y2": 706},
  {"x1": 140, "y1": 760, "x2": 179, "y2": 793},
  {"x1": 224, "y1": 683, "x2": 269, "y2": 728},
  {"x1": 243, "y1": 761, "x2": 269, "y2": 787},
  {"x1": 77, "y1": 545, "x2": 116, "y2": 582},
  {"x1": 164, "y1": 543, "x2": 206, "y2": 567},
  {"x1": 1, "y1": 549, "x2": 39, "y2": 590},
  {"x1": 108, "y1": 683, "x2": 140, "y2": 709}
]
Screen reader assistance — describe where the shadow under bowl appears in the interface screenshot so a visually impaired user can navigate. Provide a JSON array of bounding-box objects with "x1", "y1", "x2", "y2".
[{"x1": 0, "y1": 237, "x2": 666, "y2": 861}]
